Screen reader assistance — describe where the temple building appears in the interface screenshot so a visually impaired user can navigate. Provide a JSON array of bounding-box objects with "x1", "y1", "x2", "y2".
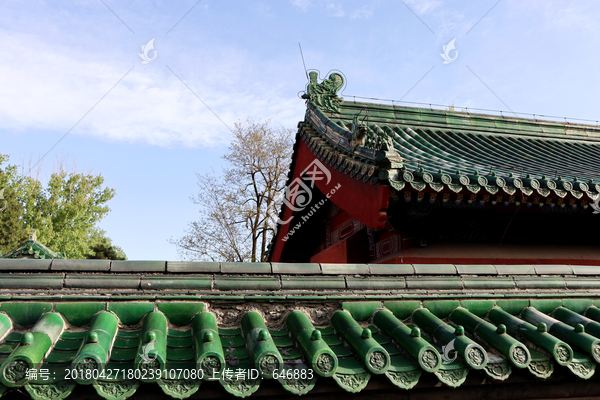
[
  {"x1": 1, "y1": 230, "x2": 65, "y2": 260},
  {"x1": 1, "y1": 72, "x2": 600, "y2": 399}
]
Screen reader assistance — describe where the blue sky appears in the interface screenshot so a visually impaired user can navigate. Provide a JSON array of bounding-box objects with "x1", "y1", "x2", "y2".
[{"x1": 1, "y1": 0, "x2": 600, "y2": 260}]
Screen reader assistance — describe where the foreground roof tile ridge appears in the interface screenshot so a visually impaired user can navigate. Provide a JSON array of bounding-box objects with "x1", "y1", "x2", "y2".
[{"x1": 0, "y1": 297, "x2": 598, "y2": 398}]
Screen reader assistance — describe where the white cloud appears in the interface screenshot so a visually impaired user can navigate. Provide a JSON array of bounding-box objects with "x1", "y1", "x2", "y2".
[
  {"x1": 403, "y1": 0, "x2": 441, "y2": 15},
  {"x1": 544, "y1": 5, "x2": 596, "y2": 31},
  {"x1": 290, "y1": 0, "x2": 311, "y2": 12},
  {"x1": 290, "y1": 0, "x2": 350, "y2": 18},
  {"x1": 0, "y1": 30, "x2": 304, "y2": 148},
  {"x1": 350, "y1": 6, "x2": 374, "y2": 19},
  {"x1": 326, "y1": 3, "x2": 345, "y2": 17}
]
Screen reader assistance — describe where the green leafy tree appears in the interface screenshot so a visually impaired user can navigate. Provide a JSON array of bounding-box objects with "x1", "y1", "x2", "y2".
[
  {"x1": 0, "y1": 156, "x2": 125, "y2": 259},
  {"x1": 86, "y1": 229, "x2": 127, "y2": 260},
  {"x1": 0, "y1": 157, "x2": 27, "y2": 254},
  {"x1": 173, "y1": 119, "x2": 294, "y2": 262}
]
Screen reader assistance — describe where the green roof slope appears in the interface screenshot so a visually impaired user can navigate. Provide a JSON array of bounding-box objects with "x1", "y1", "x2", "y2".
[{"x1": 300, "y1": 73, "x2": 600, "y2": 201}]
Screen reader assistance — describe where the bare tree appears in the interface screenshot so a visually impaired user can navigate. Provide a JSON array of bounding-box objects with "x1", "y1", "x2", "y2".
[{"x1": 173, "y1": 119, "x2": 294, "y2": 262}]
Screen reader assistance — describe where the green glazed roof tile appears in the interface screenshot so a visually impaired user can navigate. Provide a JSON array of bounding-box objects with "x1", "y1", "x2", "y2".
[
  {"x1": 113, "y1": 336, "x2": 140, "y2": 349},
  {"x1": 166, "y1": 347, "x2": 194, "y2": 361},
  {"x1": 157, "y1": 302, "x2": 204, "y2": 326},
  {"x1": 286, "y1": 295, "x2": 329, "y2": 300},
  {"x1": 570, "y1": 266, "x2": 600, "y2": 275},
  {"x1": 60, "y1": 295, "x2": 110, "y2": 301},
  {"x1": 446, "y1": 113, "x2": 473, "y2": 126},
  {"x1": 167, "y1": 328, "x2": 191, "y2": 338},
  {"x1": 331, "y1": 345, "x2": 352, "y2": 358},
  {"x1": 336, "y1": 356, "x2": 367, "y2": 374},
  {"x1": 225, "y1": 346, "x2": 249, "y2": 360},
  {"x1": 273, "y1": 336, "x2": 294, "y2": 348},
  {"x1": 108, "y1": 302, "x2": 154, "y2": 325},
  {"x1": 0, "y1": 302, "x2": 53, "y2": 326},
  {"x1": 529, "y1": 299, "x2": 563, "y2": 314},
  {"x1": 3, "y1": 332, "x2": 21, "y2": 342},
  {"x1": 405, "y1": 277, "x2": 463, "y2": 290},
  {"x1": 372, "y1": 333, "x2": 390, "y2": 345},
  {"x1": 65, "y1": 274, "x2": 140, "y2": 289},
  {"x1": 382, "y1": 343, "x2": 401, "y2": 356},
  {"x1": 327, "y1": 295, "x2": 367, "y2": 300},
  {"x1": 534, "y1": 265, "x2": 573, "y2": 275},
  {"x1": 116, "y1": 330, "x2": 141, "y2": 338},
  {"x1": 540, "y1": 124, "x2": 565, "y2": 135},
  {"x1": 109, "y1": 347, "x2": 138, "y2": 362},
  {"x1": 0, "y1": 259, "x2": 52, "y2": 271},
  {"x1": 111, "y1": 260, "x2": 165, "y2": 272},
  {"x1": 384, "y1": 301, "x2": 421, "y2": 320},
  {"x1": 219, "y1": 327, "x2": 241, "y2": 336},
  {"x1": 462, "y1": 277, "x2": 515, "y2": 290},
  {"x1": 5, "y1": 258, "x2": 600, "y2": 399},
  {"x1": 367, "y1": 325, "x2": 379, "y2": 334},
  {"x1": 562, "y1": 299, "x2": 594, "y2": 313},
  {"x1": 279, "y1": 347, "x2": 302, "y2": 360},
  {"x1": 110, "y1": 295, "x2": 156, "y2": 300},
  {"x1": 413, "y1": 264, "x2": 457, "y2": 275},
  {"x1": 317, "y1": 327, "x2": 335, "y2": 335},
  {"x1": 515, "y1": 277, "x2": 566, "y2": 290},
  {"x1": 455, "y1": 265, "x2": 497, "y2": 275},
  {"x1": 301, "y1": 100, "x2": 600, "y2": 206},
  {"x1": 45, "y1": 349, "x2": 77, "y2": 364},
  {"x1": 570, "y1": 350, "x2": 593, "y2": 364},
  {"x1": 220, "y1": 262, "x2": 271, "y2": 274},
  {"x1": 470, "y1": 115, "x2": 497, "y2": 128},
  {"x1": 141, "y1": 276, "x2": 212, "y2": 290},
  {"x1": 166, "y1": 261, "x2": 219, "y2": 273},
  {"x1": 269, "y1": 328, "x2": 289, "y2": 337},
  {"x1": 460, "y1": 300, "x2": 496, "y2": 318},
  {"x1": 0, "y1": 274, "x2": 63, "y2": 290},
  {"x1": 272, "y1": 263, "x2": 321, "y2": 274},
  {"x1": 50, "y1": 259, "x2": 110, "y2": 271},
  {"x1": 495, "y1": 265, "x2": 536, "y2": 275},
  {"x1": 221, "y1": 335, "x2": 245, "y2": 347},
  {"x1": 59, "y1": 331, "x2": 87, "y2": 340},
  {"x1": 55, "y1": 302, "x2": 105, "y2": 326},
  {"x1": 281, "y1": 276, "x2": 345, "y2": 290},
  {"x1": 166, "y1": 335, "x2": 192, "y2": 348},
  {"x1": 214, "y1": 276, "x2": 280, "y2": 291},
  {"x1": 369, "y1": 264, "x2": 414, "y2": 275},
  {"x1": 346, "y1": 277, "x2": 405, "y2": 290},
  {"x1": 565, "y1": 278, "x2": 600, "y2": 289},
  {"x1": 158, "y1": 295, "x2": 202, "y2": 300},
  {"x1": 343, "y1": 301, "x2": 381, "y2": 321},
  {"x1": 0, "y1": 343, "x2": 17, "y2": 354},
  {"x1": 494, "y1": 118, "x2": 521, "y2": 131},
  {"x1": 422, "y1": 300, "x2": 460, "y2": 318},
  {"x1": 321, "y1": 263, "x2": 370, "y2": 275}
]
